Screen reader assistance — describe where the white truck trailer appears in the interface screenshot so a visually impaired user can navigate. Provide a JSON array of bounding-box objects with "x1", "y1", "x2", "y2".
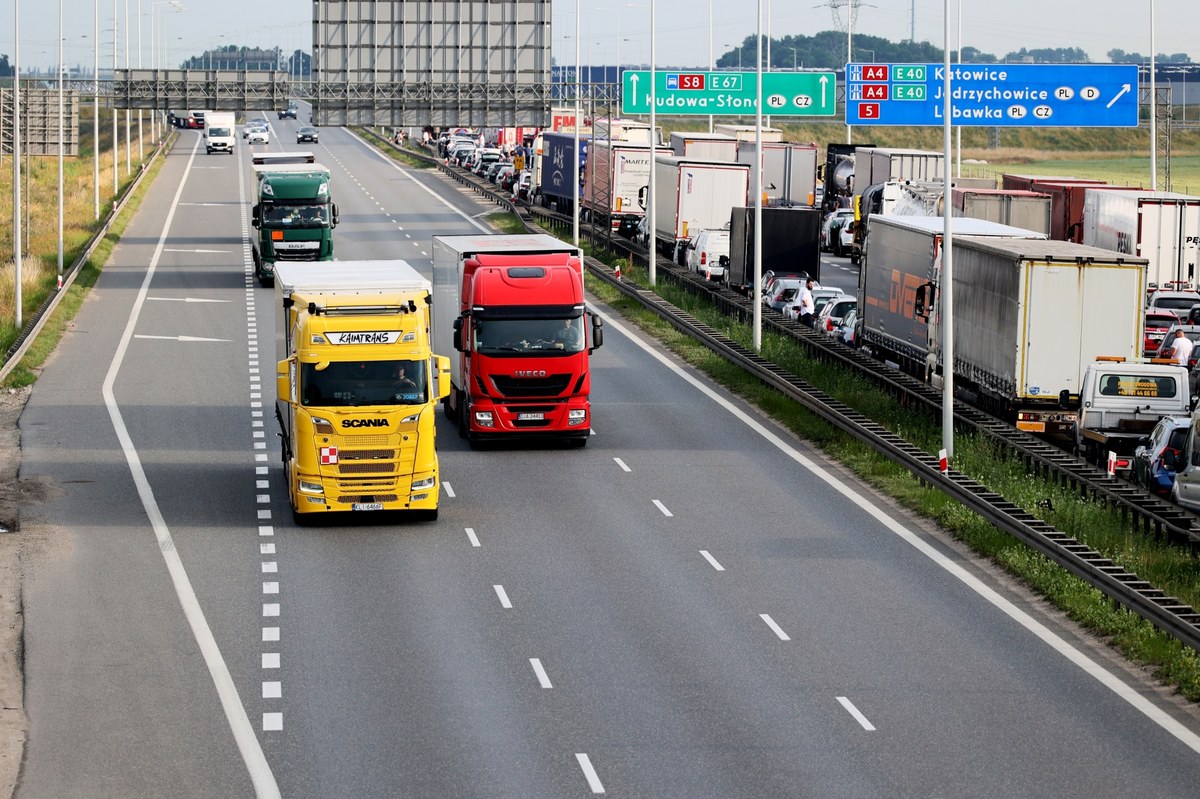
[
  {"x1": 859, "y1": 215, "x2": 1147, "y2": 438},
  {"x1": 651, "y1": 154, "x2": 750, "y2": 263},
  {"x1": 736, "y1": 141, "x2": 819, "y2": 207},
  {"x1": 583, "y1": 141, "x2": 667, "y2": 235},
  {"x1": 669, "y1": 131, "x2": 739, "y2": 161},
  {"x1": 1081, "y1": 189, "x2": 1200, "y2": 288}
]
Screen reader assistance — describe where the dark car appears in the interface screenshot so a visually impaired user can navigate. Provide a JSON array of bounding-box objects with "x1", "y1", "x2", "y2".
[
  {"x1": 278, "y1": 105, "x2": 298, "y2": 120},
  {"x1": 1134, "y1": 416, "x2": 1191, "y2": 496},
  {"x1": 1153, "y1": 323, "x2": 1200, "y2": 369},
  {"x1": 1144, "y1": 311, "x2": 1179, "y2": 356},
  {"x1": 296, "y1": 126, "x2": 319, "y2": 144}
]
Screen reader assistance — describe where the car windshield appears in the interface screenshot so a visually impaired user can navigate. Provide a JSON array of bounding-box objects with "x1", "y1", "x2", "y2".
[
  {"x1": 301, "y1": 359, "x2": 427, "y2": 407},
  {"x1": 474, "y1": 316, "x2": 585, "y2": 355},
  {"x1": 1155, "y1": 296, "x2": 1200, "y2": 311},
  {"x1": 265, "y1": 203, "x2": 330, "y2": 227}
]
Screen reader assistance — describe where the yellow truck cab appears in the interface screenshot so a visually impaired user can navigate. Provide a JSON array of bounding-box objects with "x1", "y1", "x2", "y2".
[{"x1": 274, "y1": 261, "x2": 451, "y2": 522}]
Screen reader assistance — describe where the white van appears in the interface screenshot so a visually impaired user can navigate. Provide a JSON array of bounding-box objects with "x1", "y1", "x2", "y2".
[
  {"x1": 686, "y1": 228, "x2": 731, "y2": 280},
  {"x1": 204, "y1": 112, "x2": 237, "y2": 155}
]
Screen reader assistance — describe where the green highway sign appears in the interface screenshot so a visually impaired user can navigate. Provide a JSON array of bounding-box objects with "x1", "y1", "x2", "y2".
[{"x1": 621, "y1": 70, "x2": 837, "y2": 117}]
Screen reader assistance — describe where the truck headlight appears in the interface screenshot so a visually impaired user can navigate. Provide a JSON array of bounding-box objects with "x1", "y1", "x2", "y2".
[
  {"x1": 411, "y1": 476, "x2": 436, "y2": 490},
  {"x1": 568, "y1": 409, "x2": 587, "y2": 426},
  {"x1": 474, "y1": 410, "x2": 494, "y2": 427},
  {"x1": 401, "y1": 413, "x2": 420, "y2": 424},
  {"x1": 299, "y1": 479, "x2": 324, "y2": 495}
]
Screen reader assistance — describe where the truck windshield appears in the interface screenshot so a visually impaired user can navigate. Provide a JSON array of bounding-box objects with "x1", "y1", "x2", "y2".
[
  {"x1": 265, "y1": 204, "x2": 329, "y2": 227},
  {"x1": 301, "y1": 359, "x2": 427, "y2": 406},
  {"x1": 474, "y1": 317, "x2": 585, "y2": 355},
  {"x1": 1098, "y1": 372, "x2": 1179, "y2": 399}
]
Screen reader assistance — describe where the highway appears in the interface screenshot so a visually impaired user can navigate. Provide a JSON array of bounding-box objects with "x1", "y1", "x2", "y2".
[{"x1": 13, "y1": 117, "x2": 1200, "y2": 797}]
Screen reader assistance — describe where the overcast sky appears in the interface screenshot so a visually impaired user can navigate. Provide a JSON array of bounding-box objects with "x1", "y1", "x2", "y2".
[{"x1": 1, "y1": 0, "x2": 1195, "y2": 72}]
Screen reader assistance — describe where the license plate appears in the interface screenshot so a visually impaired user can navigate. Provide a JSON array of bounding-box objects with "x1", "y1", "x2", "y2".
[
  {"x1": 351, "y1": 502, "x2": 384, "y2": 511},
  {"x1": 517, "y1": 412, "x2": 544, "y2": 421}
]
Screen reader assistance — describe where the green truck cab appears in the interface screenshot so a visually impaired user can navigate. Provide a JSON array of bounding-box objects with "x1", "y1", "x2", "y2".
[{"x1": 250, "y1": 152, "x2": 339, "y2": 287}]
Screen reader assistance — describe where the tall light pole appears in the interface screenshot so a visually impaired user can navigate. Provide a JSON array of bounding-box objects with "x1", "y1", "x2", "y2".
[
  {"x1": 124, "y1": 0, "x2": 131, "y2": 176},
  {"x1": 1150, "y1": 0, "x2": 1157, "y2": 191},
  {"x1": 93, "y1": 0, "x2": 100, "y2": 218},
  {"x1": 13, "y1": 0, "x2": 22, "y2": 327},
  {"x1": 112, "y1": 0, "x2": 118, "y2": 194},
  {"x1": 846, "y1": 0, "x2": 854, "y2": 144},
  {"x1": 58, "y1": 0, "x2": 65, "y2": 286},
  {"x1": 648, "y1": 0, "x2": 657, "y2": 285},
  {"x1": 941, "y1": 0, "x2": 955, "y2": 459},
  {"x1": 708, "y1": 0, "x2": 713, "y2": 132},
  {"x1": 573, "y1": 0, "x2": 581, "y2": 248},
  {"x1": 136, "y1": 0, "x2": 142, "y2": 159}
]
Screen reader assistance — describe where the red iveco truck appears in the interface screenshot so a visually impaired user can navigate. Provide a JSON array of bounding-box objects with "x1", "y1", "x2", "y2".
[{"x1": 431, "y1": 234, "x2": 604, "y2": 447}]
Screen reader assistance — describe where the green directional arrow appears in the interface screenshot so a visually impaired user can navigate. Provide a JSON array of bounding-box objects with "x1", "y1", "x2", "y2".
[{"x1": 621, "y1": 71, "x2": 837, "y2": 117}]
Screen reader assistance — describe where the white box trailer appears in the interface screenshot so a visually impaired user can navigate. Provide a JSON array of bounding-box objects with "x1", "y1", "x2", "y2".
[
  {"x1": 855, "y1": 146, "x2": 944, "y2": 190},
  {"x1": 736, "y1": 141, "x2": 819, "y2": 207},
  {"x1": 952, "y1": 188, "x2": 1052, "y2": 235},
  {"x1": 669, "y1": 131, "x2": 739, "y2": 161},
  {"x1": 860, "y1": 215, "x2": 1144, "y2": 437},
  {"x1": 713, "y1": 124, "x2": 783, "y2": 143},
  {"x1": 653, "y1": 155, "x2": 751, "y2": 260},
  {"x1": 583, "y1": 141, "x2": 670, "y2": 232},
  {"x1": 1081, "y1": 189, "x2": 1200, "y2": 288}
]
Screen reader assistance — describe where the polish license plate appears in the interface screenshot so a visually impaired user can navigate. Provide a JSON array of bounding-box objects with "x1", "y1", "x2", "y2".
[
  {"x1": 352, "y1": 502, "x2": 384, "y2": 511},
  {"x1": 517, "y1": 412, "x2": 544, "y2": 421}
]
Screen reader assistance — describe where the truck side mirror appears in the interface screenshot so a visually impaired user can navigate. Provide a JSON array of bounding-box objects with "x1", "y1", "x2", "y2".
[
  {"x1": 1058, "y1": 389, "x2": 1071, "y2": 409},
  {"x1": 252, "y1": 204, "x2": 262, "y2": 228},
  {"x1": 331, "y1": 204, "x2": 339, "y2": 227},
  {"x1": 452, "y1": 317, "x2": 464, "y2": 352},
  {"x1": 590, "y1": 313, "x2": 604, "y2": 351},
  {"x1": 433, "y1": 355, "x2": 452, "y2": 402},
  {"x1": 277, "y1": 359, "x2": 295, "y2": 404},
  {"x1": 914, "y1": 282, "x2": 934, "y2": 321},
  {"x1": 637, "y1": 185, "x2": 647, "y2": 210}
]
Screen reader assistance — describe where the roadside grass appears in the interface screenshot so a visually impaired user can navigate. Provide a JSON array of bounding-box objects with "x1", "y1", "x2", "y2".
[
  {"x1": 1, "y1": 110, "x2": 162, "y2": 387},
  {"x1": 360, "y1": 128, "x2": 437, "y2": 169},
  {"x1": 486, "y1": 212, "x2": 528, "y2": 234},
  {"x1": 575, "y1": 243, "x2": 1200, "y2": 701},
  {"x1": 0, "y1": 106, "x2": 155, "y2": 359}
]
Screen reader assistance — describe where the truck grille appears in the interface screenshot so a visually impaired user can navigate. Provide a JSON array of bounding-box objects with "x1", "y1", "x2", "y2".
[
  {"x1": 339, "y1": 448, "x2": 395, "y2": 460},
  {"x1": 491, "y1": 373, "x2": 572, "y2": 397},
  {"x1": 336, "y1": 494, "x2": 400, "y2": 504},
  {"x1": 275, "y1": 250, "x2": 321, "y2": 262},
  {"x1": 338, "y1": 462, "x2": 395, "y2": 474}
]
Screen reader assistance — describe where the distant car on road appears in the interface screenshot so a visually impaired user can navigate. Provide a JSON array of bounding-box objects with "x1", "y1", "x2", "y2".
[
  {"x1": 278, "y1": 104, "x2": 298, "y2": 120},
  {"x1": 246, "y1": 125, "x2": 270, "y2": 144},
  {"x1": 1134, "y1": 415, "x2": 1190, "y2": 496},
  {"x1": 296, "y1": 126, "x2": 319, "y2": 144}
]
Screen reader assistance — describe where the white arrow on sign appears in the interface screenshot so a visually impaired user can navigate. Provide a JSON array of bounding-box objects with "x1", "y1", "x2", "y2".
[
  {"x1": 630, "y1": 73, "x2": 640, "y2": 101},
  {"x1": 146, "y1": 297, "x2": 231, "y2": 304},
  {"x1": 1106, "y1": 83, "x2": 1131, "y2": 109},
  {"x1": 134, "y1": 335, "x2": 231, "y2": 343},
  {"x1": 819, "y1": 75, "x2": 829, "y2": 107}
]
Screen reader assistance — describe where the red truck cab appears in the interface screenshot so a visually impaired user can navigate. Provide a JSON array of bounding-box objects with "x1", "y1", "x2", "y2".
[{"x1": 432, "y1": 236, "x2": 603, "y2": 447}]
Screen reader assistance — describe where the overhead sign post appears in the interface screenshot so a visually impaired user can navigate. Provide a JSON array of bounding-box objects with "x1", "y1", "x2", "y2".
[
  {"x1": 845, "y1": 63, "x2": 1139, "y2": 127},
  {"x1": 621, "y1": 70, "x2": 837, "y2": 117}
]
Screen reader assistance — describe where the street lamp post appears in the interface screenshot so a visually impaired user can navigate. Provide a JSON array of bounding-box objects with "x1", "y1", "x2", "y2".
[{"x1": 789, "y1": 46, "x2": 798, "y2": 71}]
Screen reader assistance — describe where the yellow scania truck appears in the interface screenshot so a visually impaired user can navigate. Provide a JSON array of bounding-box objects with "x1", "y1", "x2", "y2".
[{"x1": 274, "y1": 261, "x2": 450, "y2": 523}]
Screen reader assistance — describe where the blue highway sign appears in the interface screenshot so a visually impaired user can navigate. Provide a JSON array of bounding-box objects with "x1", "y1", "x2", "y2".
[{"x1": 845, "y1": 63, "x2": 1139, "y2": 127}]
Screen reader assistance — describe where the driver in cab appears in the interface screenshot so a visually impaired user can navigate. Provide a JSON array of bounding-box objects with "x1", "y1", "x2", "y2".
[{"x1": 552, "y1": 317, "x2": 583, "y2": 351}]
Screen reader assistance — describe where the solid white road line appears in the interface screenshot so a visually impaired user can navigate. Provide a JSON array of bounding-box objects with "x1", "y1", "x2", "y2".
[
  {"x1": 575, "y1": 753, "x2": 605, "y2": 794},
  {"x1": 593, "y1": 309, "x2": 1200, "y2": 756},
  {"x1": 529, "y1": 658, "x2": 553, "y2": 689},
  {"x1": 101, "y1": 138, "x2": 280, "y2": 797},
  {"x1": 494, "y1": 585, "x2": 513, "y2": 609},
  {"x1": 759, "y1": 614, "x2": 791, "y2": 641},
  {"x1": 652, "y1": 499, "x2": 673, "y2": 517},
  {"x1": 443, "y1": 482, "x2": 456, "y2": 498},
  {"x1": 837, "y1": 696, "x2": 876, "y2": 731},
  {"x1": 699, "y1": 550, "x2": 726, "y2": 571},
  {"x1": 613, "y1": 457, "x2": 631, "y2": 472},
  {"x1": 465, "y1": 527, "x2": 481, "y2": 547}
]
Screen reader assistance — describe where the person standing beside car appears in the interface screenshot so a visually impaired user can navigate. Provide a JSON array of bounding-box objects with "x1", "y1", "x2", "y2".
[
  {"x1": 798, "y1": 279, "x2": 816, "y2": 328},
  {"x1": 1168, "y1": 328, "x2": 1194, "y2": 367}
]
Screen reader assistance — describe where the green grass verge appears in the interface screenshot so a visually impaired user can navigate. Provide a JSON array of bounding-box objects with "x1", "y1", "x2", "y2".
[{"x1": 576, "y1": 238, "x2": 1200, "y2": 701}]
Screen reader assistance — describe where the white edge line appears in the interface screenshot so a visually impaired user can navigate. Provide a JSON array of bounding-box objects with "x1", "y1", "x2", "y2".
[
  {"x1": 594, "y1": 307, "x2": 1200, "y2": 756},
  {"x1": 341, "y1": 128, "x2": 494, "y2": 233},
  {"x1": 529, "y1": 658, "x2": 553, "y2": 689},
  {"x1": 100, "y1": 137, "x2": 281, "y2": 796},
  {"x1": 837, "y1": 696, "x2": 877, "y2": 731},
  {"x1": 575, "y1": 753, "x2": 605, "y2": 794},
  {"x1": 699, "y1": 550, "x2": 726, "y2": 571}
]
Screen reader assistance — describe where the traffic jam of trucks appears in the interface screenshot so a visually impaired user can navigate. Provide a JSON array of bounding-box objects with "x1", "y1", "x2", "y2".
[{"x1": 169, "y1": 109, "x2": 1200, "y2": 517}]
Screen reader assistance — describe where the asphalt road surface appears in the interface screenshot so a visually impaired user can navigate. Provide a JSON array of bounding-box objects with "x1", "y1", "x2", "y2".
[{"x1": 14, "y1": 119, "x2": 1200, "y2": 797}]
